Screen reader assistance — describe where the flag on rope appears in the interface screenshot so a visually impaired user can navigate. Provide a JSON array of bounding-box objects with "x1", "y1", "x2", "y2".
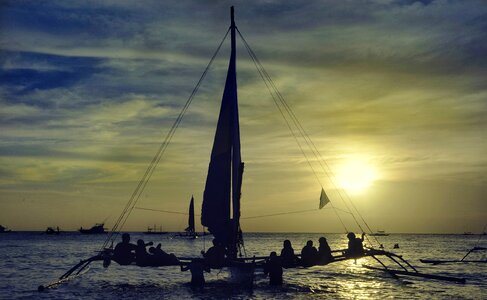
[{"x1": 319, "y1": 188, "x2": 330, "y2": 209}]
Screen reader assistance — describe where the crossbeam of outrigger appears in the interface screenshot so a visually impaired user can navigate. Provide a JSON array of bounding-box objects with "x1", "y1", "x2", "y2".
[{"x1": 38, "y1": 246, "x2": 466, "y2": 292}]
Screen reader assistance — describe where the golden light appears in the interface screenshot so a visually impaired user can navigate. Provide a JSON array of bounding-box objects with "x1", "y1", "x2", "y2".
[{"x1": 336, "y1": 158, "x2": 378, "y2": 193}]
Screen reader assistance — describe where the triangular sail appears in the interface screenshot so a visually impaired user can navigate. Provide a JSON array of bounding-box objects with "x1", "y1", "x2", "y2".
[
  {"x1": 201, "y1": 7, "x2": 243, "y2": 257},
  {"x1": 185, "y1": 196, "x2": 195, "y2": 233},
  {"x1": 319, "y1": 188, "x2": 330, "y2": 209}
]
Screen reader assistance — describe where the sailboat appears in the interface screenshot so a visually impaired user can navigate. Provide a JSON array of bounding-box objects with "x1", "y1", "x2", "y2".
[
  {"x1": 38, "y1": 7, "x2": 468, "y2": 292},
  {"x1": 174, "y1": 196, "x2": 207, "y2": 239}
]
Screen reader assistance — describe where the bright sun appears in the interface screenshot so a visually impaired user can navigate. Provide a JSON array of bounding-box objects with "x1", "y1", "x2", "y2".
[{"x1": 336, "y1": 159, "x2": 378, "y2": 193}]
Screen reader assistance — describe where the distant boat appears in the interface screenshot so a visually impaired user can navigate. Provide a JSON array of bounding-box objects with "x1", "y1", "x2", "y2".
[
  {"x1": 144, "y1": 225, "x2": 167, "y2": 235},
  {"x1": 463, "y1": 232, "x2": 474, "y2": 235},
  {"x1": 174, "y1": 196, "x2": 199, "y2": 239},
  {"x1": 369, "y1": 230, "x2": 389, "y2": 236},
  {"x1": 0, "y1": 225, "x2": 12, "y2": 233},
  {"x1": 79, "y1": 223, "x2": 106, "y2": 234},
  {"x1": 45, "y1": 227, "x2": 60, "y2": 235}
]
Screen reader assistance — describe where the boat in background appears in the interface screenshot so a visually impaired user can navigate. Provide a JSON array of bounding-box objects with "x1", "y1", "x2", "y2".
[
  {"x1": 0, "y1": 225, "x2": 12, "y2": 233},
  {"x1": 79, "y1": 223, "x2": 106, "y2": 234},
  {"x1": 45, "y1": 227, "x2": 61, "y2": 235},
  {"x1": 370, "y1": 230, "x2": 389, "y2": 236},
  {"x1": 463, "y1": 232, "x2": 474, "y2": 235},
  {"x1": 144, "y1": 225, "x2": 167, "y2": 235},
  {"x1": 174, "y1": 196, "x2": 207, "y2": 239}
]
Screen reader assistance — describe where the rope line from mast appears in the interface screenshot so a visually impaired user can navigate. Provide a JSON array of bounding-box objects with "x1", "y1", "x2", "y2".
[
  {"x1": 237, "y1": 28, "x2": 381, "y2": 246},
  {"x1": 134, "y1": 205, "x2": 352, "y2": 219},
  {"x1": 100, "y1": 28, "x2": 230, "y2": 251},
  {"x1": 236, "y1": 28, "x2": 349, "y2": 233}
]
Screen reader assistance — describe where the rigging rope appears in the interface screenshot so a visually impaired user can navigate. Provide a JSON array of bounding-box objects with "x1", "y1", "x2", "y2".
[
  {"x1": 237, "y1": 28, "x2": 381, "y2": 247},
  {"x1": 100, "y1": 28, "x2": 230, "y2": 251}
]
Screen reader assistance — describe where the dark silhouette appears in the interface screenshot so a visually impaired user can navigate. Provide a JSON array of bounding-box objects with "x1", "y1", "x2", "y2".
[
  {"x1": 113, "y1": 233, "x2": 137, "y2": 265},
  {"x1": 345, "y1": 232, "x2": 365, "y2": 258},
  {"x1": 181, "y1": 258, "x2": 210, "y2": 288},
  {"x1": 135, "y1": 239, "x2": 154, "y2": 266},
  {"x1": 301, "y1": 240, "x2": 318, "y2": 267},
  {"x1": 394, "y1": 243, "x2": 400, "y2": 249},
  {"x1": 148, "y1": 243, "x2": 179, "y2": 266},
  {"x1": 79, "y1": 223, "x2": 105, "y2": 234},
  {"x1": 201, "y1": 239, "x2": 226, "y2": 268},
  {"x1": 0, "y1": 225, "x2": 12, "y2": 233},
  {"x1": 280, "y1": 239, "x2": 299, "y2": 268},
  {"x1": 317, "y1": 237, "x2": 333, "y2": 264},
  {"x1": 264, "y1": 251, "x2": 283, "y2": 285},
  {"x1": 45, "y1": 227, "x2": 60, "y2": 235}
]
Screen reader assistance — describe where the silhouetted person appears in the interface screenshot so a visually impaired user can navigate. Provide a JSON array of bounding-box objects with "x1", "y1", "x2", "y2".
[
  {"x1": 181, "y1": 258, "x2": 210, "y2": 288},
  {"x1": 301, "y1": 240, "x2": 318, "y2": 267},
  {"x1": 201, "y1": 239, "x2": 226, "y2": 268},
  {"x1": 264, "y1": 251, "x2": 283, "y2": 285},
  {"x1": 113, "y1": 233, "x2": 137, "y2": 265},
  {"x1": 317, "y1": 237, "x2": 333, "y2": 264},
  {"x1": 345, "y1": 232, "x2": 365, "y2": 258},
  {"x1": 135, "y1": 239, "x2": 154, "y2": 266},
  {"x1": 280, "y1": 239, "x2": 299, "y2": 268},
  {"x1": 149, "y1": 243, "x2": 179, "y2": 266}
]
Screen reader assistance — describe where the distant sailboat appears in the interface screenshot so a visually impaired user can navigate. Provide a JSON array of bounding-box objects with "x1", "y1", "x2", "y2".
[{"x1": 175, "y1": 196, "x2": 206, "y2": 239}]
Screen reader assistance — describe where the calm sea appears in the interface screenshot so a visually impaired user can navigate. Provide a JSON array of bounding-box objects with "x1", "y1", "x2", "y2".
[{"x1": 0, "y1": 232, "x2": 485, "y2": 299}]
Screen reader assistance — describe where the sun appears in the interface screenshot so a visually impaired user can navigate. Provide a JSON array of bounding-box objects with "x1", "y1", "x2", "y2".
[{"x1": 336, "y1": 159, "x2": 377, "y2": 193}]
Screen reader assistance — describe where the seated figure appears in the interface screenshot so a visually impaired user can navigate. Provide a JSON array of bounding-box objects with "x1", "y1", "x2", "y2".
[
  {"x1": 300, "y1": 240, "x2": 318, "y2": 267},
  {"x1": 201, "y1": 239, "x2": 226, "y2": 269},
  {"x1": 317, "y1": 236, "x2": 334, "y2": 264},
  {"x1": 280, "y1": 239, "x2": 299, "y2": 268},
  {"x1": 345, "y1": 232, "x2": 365, "y2": 258},
  {"x1": 148, "y1": 243, "x2": 179, "y2": 266},
  {"x1": 113, "y1": 233, "x2": 136, "y2": 265}
]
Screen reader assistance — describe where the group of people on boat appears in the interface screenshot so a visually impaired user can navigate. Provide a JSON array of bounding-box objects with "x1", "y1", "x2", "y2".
[
  {"x1": 111, "y1": 232, "x2": 366, "y2": 287},
  {"x1": 263, "y1": 232, "x2": 366, "y2": 285},
  {"x1": 112, "y1": 233, "x2": 179, "y2": 267}
]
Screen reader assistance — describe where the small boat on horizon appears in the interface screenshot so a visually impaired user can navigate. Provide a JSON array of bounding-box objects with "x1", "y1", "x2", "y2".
[
  {"x1": 369, "y1": 230, "x2": 390, "y2": 236},
  {"x1": 0, "y1": 225, "x2": 12, "y2": 233},
  {"x1": 45, "y1": 227, "x2": 61, "y2": 235},
  {"x1": 143, "y1": 225, "x2": 168, "y2": 235},
  {"x1": 79, "y1": 223, "x2": 106, "y2": 234}
]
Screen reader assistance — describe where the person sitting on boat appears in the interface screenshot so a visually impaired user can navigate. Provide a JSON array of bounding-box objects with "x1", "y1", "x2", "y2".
[
  {"x1": 113, "y1": 233, "x2": 137, "y2": 265},
  {"x1": 135, "y1": 239, "x2": 154, "y2": 267},
  {"x1": 317, "y1": 236, "x2": 334, "y2": 264},
  {"x1": 345, "y1": 232, "x2": 365, "y2": 258},
  {"x1": 148, "y1": 243, "x2": 180, "y2": 266},
  {"x1": 201, "y1": 238, "x2": 226, "y2": 268},
  {"x1": 300, "y1": 240, "x2": 318, "y2": 267},
  {"x1": 180, "y1": 258, "x2": 210, "y2": 289},
  {"x1": 264, "y1": 251, "x2": 283, "y2": 286},
  {"x1": 280, "y1": 239, "x2": 299, "y2": 268}
]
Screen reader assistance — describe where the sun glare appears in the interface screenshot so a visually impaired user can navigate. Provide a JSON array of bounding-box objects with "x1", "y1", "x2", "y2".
[{"x1": 336, "y1": 159, "x2": 377, "y2": 193}]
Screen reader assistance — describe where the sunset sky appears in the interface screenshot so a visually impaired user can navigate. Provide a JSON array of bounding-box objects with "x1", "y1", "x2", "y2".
[{"x1": 1, "y1": 0, "x2": 486, "y2": 233}]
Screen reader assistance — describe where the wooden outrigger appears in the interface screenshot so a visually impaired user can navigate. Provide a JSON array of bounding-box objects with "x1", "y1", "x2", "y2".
[{"x1": 421, "y1": 246, "x2": 487, "y2": 265}]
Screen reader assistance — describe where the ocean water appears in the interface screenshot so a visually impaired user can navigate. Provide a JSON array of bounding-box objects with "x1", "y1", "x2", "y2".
[{"x1": 0, "y1": 232, "x2": 485, "y2": 299}]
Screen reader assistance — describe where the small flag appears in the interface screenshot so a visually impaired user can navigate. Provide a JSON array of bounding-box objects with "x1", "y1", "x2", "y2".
[{"x1": 319, "y1": 188, "x2": 330, "y2": 209}]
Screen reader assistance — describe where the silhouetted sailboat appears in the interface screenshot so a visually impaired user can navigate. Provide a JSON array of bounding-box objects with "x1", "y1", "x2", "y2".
[
  {"x1": 174, "y1": 196, "x2": 199, "y2": 239},
  {"x1": 39, "y1": 7, "x2": 468, "y2": 292}
]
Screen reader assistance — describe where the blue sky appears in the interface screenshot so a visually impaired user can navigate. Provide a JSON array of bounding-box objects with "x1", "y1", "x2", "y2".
[{"x1": 1, "y1": 0, "x2": 486, "y2": 232}]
